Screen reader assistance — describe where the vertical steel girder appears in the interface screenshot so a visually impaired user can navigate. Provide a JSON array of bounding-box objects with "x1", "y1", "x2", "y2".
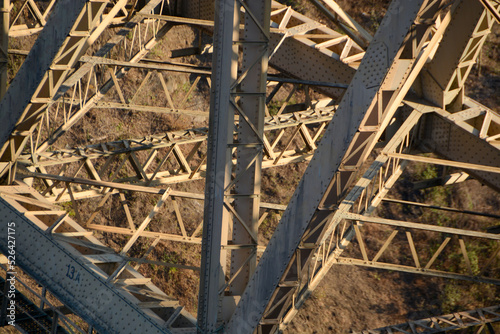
[
  {"x1": 197, "y1": 0, "x2": 239, "y2": 331},
  {"x1": 0, "y1": 0, "x2": 127, "y2": 179},
  {"x1": 0, "y1": 0, "x2": 7, "y2": 99},
  {"x1": 225, "y1": 1, "x2": 451, "y2": 332},
  {"x1": 227, "y1": 0, "x2": 270, "y2": 317},
  {"x1": 198, "y1": 0, "x2": 271, "y2": 330}
]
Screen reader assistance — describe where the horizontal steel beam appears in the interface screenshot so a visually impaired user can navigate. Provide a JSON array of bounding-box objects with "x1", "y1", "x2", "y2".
[
  {"x1": 356, "y1": 305, "x2": 500, "y2": 334},
  {"x1": 385, "y1": 153, "x2": 500, "y2": 174},
  {"x1": 335, "y1": 258, "x2": 500, "y2": 285},
  {"x1": 382, "y1": 198, "x2": 500, "y2": 219},
  {"x1": 342, "y1": 212, "x2": 500, "y2": 240}
]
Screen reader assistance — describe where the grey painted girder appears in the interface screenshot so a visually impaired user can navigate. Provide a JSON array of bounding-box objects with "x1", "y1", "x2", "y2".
[
  {"x1": 0, "y1": 0, "x2": 128, "y2": 179},
  {"x1": 225, "y1": 1, "x2": 452, "y2": 332},
  {"x1": 0, "y1": 184, "x2": 198, "y2": 333},
  {"x1": 196, "y1": 0, "x2": 239, "y2": 331}
]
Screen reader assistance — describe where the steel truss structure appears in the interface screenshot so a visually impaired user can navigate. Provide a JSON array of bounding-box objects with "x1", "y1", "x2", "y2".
[{"x1": 0, "y1": 0, "x2": 498, "y2": 333}]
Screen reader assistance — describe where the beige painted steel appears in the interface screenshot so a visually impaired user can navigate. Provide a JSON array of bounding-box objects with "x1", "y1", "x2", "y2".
[
  {"x1": 7, "y1": 0, "x2": 132, "y2": 38},
  {"x1": 309, "y1": 0, "x2": 372, "y2": 48},
  {"x1": 0, "y1": 0, "x2": 169, "y2": 180},
  {"x1": 34, "y1": 0, "x2": 171, "y2": 155},
  {"x1": 418, "y1": 100, "x2": 500, "y2": 191},
  {"x1": 226, "y1": 0, "x2": 271, "y2": 320},
  {"x1": 0, "y1": 0, "x2": 499, "y2": 332},
  {"x1": 18, "y1": 106, "x2": 334, "y2": 203},
  {"x1": 421, "y1": 0, "x2": 499, "y2": 108},
  {"x1": 0, "y1": 0, "x2": 127, "y2": 178},
  {"x1": 0, "y1": 184, "x2": 197, "y2": 333},
  {"x1": 226, "y1": 1, "x2": 451, "y2": 332},
  {"x1": 182, "y1": 0, "x2": 358, "y2": 100},
  {"x1": 196, "y1": 0, "x2": 240, "y2": 331}
]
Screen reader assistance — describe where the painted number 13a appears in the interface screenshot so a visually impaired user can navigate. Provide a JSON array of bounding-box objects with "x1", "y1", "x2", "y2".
[{"x1": 66, "y1": 264, "x2": 81, "y2": 283}]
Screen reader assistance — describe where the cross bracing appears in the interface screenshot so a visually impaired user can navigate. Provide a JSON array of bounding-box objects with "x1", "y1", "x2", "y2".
[{"x1": 0, "y1": 0, "x2": 498, "y2": 333}]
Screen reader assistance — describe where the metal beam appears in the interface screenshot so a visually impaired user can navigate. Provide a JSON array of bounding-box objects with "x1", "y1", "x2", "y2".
[
  {"x1": 356, "y1": 305, "x2": 500, "y2": 334},
  {"x1": 0, "y1": 0, "x2": 128, "y2": 179},
  {"x1": 226, "y1": 1, "x2": 451, "y2": 332},
  {"x1": 181, "y1": 0, "x2": 359, "y2": 100},
  {"x1": 308, "y1": 0, "x2": 373, "y2": 49},
  {"x1": 21, "y1": 105, "x2": 333, "y2": 202},
  {"x1": 7, "y1": 0, "x2": 56, "y2": 37},
  {"x1": 197, "y1": 0, "x2": 239, "y2": 331},
  {"x1": 418, "y1": 100, "x2": 500, "y2": 191},
  {"x1": 224, "y1": 0, "x2": 271, "y2": 321},
  {"x1": 0, "y1": 0, "x2": 169, "y2": 178},
  {"x1": 336, "y1": 258, "x2": 500, "y2": 285},
  {"x1": 342, "y1": 211, "x2": 500, "y2": 240},
  {"x1": 0, "y1": 185, "x2": 198, "y2": 333},
  {"x1": 385, "y1": 152, "x2": 500, "y2": 174}
]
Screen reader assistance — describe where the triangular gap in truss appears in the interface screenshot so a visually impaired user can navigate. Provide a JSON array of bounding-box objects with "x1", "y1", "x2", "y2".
[
  {"x1": 313, "y1": 31, "x2": 351, "y2": 57},
  {"x1": 267, "y1": 126, "x2": 311, "y2": 162},
  {"x1": 340, "y1": 220, "x2": 369, "y2": 260},
  {"x1": 167, "y1": 195, "x2": 204, "y2": 238},
  {"x1": 10, "y1": 0, "x2": 45, "y2": 31},
  {"x1": 478, "y1": 8, "x2": 494, "y2": 32},
  {"x1": 257, "y1": 206, "x2": 283, "y2": 247},
  {"x1": 123, "y1": 70, "x2": 178, "y2": 109},
  {"x1": 461, "y1": 35, "x2": 485, "y2": 63},
  {"x1": 81, "y1": 191, "x2": 131, "y2": 228},
  {"x1": 105, "y1": 151, "x2": 152, "y2": 182},
  {"x1": 270, "y1": 7, "x2": 292, "y2": 30},
  {"x1": 141, "y1": 145, "x2": 183, "y2": 180},
  {"x1": 98, "y1": 67, "x2": 132, "y2": 105}
]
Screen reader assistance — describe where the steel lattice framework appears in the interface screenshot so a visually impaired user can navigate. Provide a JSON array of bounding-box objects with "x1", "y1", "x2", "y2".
[{"x1": 0, "y1": 0, "x2": 498, "y2": 333}]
